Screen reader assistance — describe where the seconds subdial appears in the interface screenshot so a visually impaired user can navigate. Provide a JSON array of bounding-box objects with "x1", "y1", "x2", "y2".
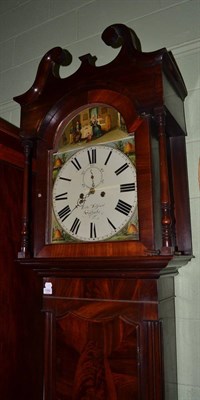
[{"x1": 82, "y1": 166, "x2": 104, "y2": 190}]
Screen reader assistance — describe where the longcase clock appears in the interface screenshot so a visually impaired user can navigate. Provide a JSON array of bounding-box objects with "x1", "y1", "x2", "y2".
[{"x1": 15, "y1": 24, "x2": 192, "y2": 400}]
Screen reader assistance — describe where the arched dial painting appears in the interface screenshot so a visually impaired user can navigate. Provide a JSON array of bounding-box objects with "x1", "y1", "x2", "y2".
[{"x1": 51, "y1": 105, "x2": 139, "y2": 244}]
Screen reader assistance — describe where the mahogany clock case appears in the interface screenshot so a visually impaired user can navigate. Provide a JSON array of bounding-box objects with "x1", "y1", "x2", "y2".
[{"x1": 13, "y1": 24, "x2": 193, "y2": 400}]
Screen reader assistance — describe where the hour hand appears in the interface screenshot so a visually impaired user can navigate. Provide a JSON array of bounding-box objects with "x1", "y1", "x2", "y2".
[
  {"x1": 70, "y1": 193, "x2": 85, "y2": 212},
  {"x1": 73, "y1": 192, "x2": 91, "y2": 211}
]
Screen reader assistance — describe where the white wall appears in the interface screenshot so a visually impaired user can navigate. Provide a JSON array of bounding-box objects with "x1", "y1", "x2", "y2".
[{"x1": 0, "y1": 1, "x2": 199, "y2": 398}]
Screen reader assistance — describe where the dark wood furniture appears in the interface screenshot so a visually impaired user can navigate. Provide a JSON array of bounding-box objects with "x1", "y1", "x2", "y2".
[
  {"x1": 15, "y1": 24, "x2": 192, "y2": 399},
  {"x1": 0, "y1": 118, "x2": 43, "y2": 399}
]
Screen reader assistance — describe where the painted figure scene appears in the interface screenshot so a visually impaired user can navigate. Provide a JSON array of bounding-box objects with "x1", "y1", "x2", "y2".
[{"x1": 58, "y1": 105, "x2": 128, "y2": 151}]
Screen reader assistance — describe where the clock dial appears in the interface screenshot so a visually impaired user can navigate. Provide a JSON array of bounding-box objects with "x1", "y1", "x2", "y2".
[{"x1": 52, "y1": 145, "x2": 137, "y2": 242}]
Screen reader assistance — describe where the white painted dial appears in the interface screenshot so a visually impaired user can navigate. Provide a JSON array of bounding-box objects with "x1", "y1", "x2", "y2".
[{"x1": 53, "y1": 145, "x2": 137, "y2": 242}]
